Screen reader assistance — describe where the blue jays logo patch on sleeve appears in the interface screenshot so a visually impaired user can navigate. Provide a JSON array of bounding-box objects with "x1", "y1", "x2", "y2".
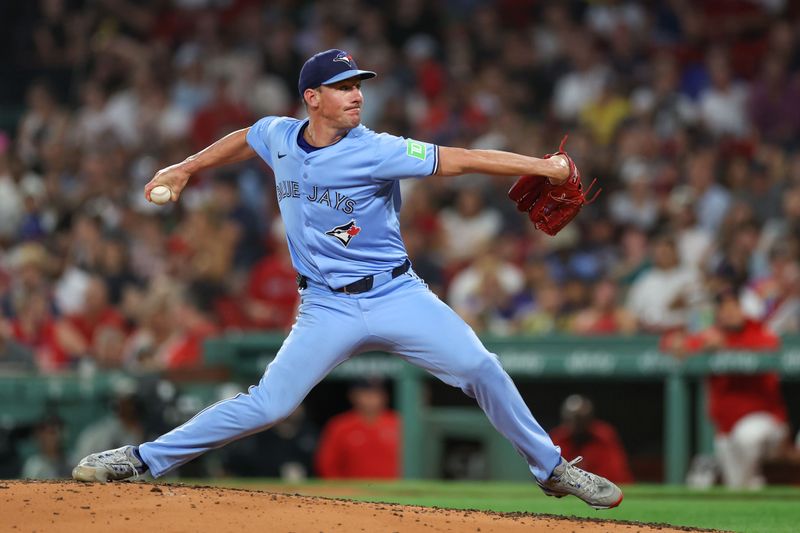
[{"x1": 325, "y1": 219, "x2": 361, "y2": 247}]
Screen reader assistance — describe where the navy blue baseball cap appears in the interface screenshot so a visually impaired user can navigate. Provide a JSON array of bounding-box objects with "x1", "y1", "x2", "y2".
[{"x1": 298, "y1": 49, "x2": 376, "y2": 96}]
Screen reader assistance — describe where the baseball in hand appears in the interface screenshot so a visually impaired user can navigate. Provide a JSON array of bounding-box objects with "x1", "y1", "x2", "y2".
[{"x1": 150, "y1": 185, "x2": 173, "y2": 205}]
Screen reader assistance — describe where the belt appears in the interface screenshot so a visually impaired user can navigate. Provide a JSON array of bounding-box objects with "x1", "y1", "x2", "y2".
[{"x1": 297, "y1": 259, "x2": 411, "y2": 294}]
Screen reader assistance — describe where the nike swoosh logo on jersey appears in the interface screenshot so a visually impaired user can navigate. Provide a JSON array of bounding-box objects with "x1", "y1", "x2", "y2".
[{"x1": 278, "y1": 152, "x2": 287, "y2": 159}]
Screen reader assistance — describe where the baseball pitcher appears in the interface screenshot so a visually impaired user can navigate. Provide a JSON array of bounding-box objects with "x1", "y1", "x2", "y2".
[{"x1": 73, "y1": 49, "x2": 621, "y2": 509}]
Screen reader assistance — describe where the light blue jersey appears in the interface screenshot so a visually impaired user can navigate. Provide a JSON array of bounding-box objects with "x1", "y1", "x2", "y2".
[{"x1": 246, "y1": 116, "x2": 438, "y2": 288}]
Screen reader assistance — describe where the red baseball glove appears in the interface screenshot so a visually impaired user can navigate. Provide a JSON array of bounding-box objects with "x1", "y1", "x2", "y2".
[{"x1": 507, "y1": 135, "x2": 600, "y2": 236}]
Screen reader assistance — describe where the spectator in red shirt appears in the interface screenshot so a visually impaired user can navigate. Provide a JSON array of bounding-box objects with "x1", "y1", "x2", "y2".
[
  {"x1": 190, "y1": 77, "x2": 252, "y2": 151},
  {"x1": 664, "y1": 292, "x2": 789, "y2": 489},
  {"x1": 243, "y1": 241, "x2": 299, "y2": 331},
  {"x1": 10, "y1": 287, "x2": 71, "y2": 371},
  {"x1": 163, "y1": 284, "x2": 218, "y2": 370},
  {"x1": 315, "y1": 378, "x2": 400, "y2": 479},
  {"x1": 569, "y1": 279, "x2": 638, "y2": 336},
  {"x1": 124, "y1": 283, "x2": 217, "y2": 371},
  {"x1": 64, "y1": 275, "x2": 127, "y2": 367},
  {"x1": 549, "y1": 395, "x2": 634, "y2": 484}
]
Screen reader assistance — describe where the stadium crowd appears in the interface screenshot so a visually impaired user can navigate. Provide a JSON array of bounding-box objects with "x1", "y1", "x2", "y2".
[{"x1": 0, "y1": 0, "x2": 799, "y2": 378}]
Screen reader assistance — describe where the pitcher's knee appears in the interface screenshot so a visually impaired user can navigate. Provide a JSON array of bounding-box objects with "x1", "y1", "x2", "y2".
[
  {"x1": 459, "y1": 354, "x2": 507, "y2": 391},
  {"x1": 242, "y1": 386, "x2": 298, "y2": 430}
]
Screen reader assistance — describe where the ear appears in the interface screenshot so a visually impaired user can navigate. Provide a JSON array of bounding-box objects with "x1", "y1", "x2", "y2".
[{"x1": 303, "y1": 88, "x2": 320, "y2": 108}]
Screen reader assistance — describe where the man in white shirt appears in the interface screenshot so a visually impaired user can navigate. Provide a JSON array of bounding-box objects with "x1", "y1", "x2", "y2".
[{"x1": 626, "y1": 235, "x2": 704, "y2": 332}]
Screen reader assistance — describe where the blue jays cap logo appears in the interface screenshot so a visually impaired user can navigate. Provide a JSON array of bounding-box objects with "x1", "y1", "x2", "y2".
[
  {"x1": 326, "y1": 219, "x2": 361, "y2": 247},
  {"x1": 333, "y1": 51, "x2": 355, "y2": 68},
  {"x1": 298, "y1": 49, "x2": 376, "y2": 96}
]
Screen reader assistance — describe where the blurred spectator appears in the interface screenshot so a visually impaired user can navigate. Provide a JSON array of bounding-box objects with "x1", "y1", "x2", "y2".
[
  {"x1": 122, "y1": 283, "x2": 176, "y2": 371},
  {"x1": 570, "y1": 279, "x2": 637, "y2": 336},
  {"x1": 580, "y1": 77, "x2": 631, "y2": 146},
  {"x1": 748, "y1": 55, "x2": 800, "y2": 146},
  {"x1": 3, "y1": 242, "x2": 55, "y2": 316},
  {"x1": 164, "y1": 284, "x2": 218, "y2": 370},
  {"x1": 10, "y1": 287, "x2": 75, "y2": 372},
  {"x1": 552, "y1": 35, "x2": 608, "y2": 122},
  {"x1": 733, "y1": 161, "x2": 783, "y2": 227},
  {"x1": 209, "y1": 172, "x2": 264, "y2": 272},
  {"x1": 448, "y1": 250, "x2": 524, "y2": 334},
  {"x1": 686, "y1": 149, "x2": 731, "y2": 234},
  {"x1": 608, "y1": 160, "x2": 659, "y2": 232},
  {"x1": 0, "y1": 136, "x2": 25, "y2": 243},
  {"x1": 72, "y1": 81, "x2": 116, "y2": 149},
  {"x1": 564, "y1": 217, "x2": 618, "y2": 283},
  {"x1": 16, "y1": 81, "x2": 69, "y2": 172},
  {"x1": 712, "y1": 210, "x2": 765, "y2": 294},
  {"x1": 316, "y1": 378, "x2": 400, "y2": 479},
  {"x1": 65, "y1": 213, "x2": 106, "y2": 272},
  {"x1": 97, "y1": 235, "x2": 140, "y2": 306},
  {"x1": 630, "y1": 53, "x2": 696, "y2": 139},
  {"x1": 190, "y1": 76, "x2": 252, "y2": 150},
  {"x1": 402, "y1": 226, "x2": 444, "y2": 298},
  {"x1": 698, "y1": 48, "x2": 750, "y2": 138},
  {"x1": 549, "y1": 395, "x2": 633, "y2": 484},
  {"x1": 242, "y1": 238, "x2": 299, "y2": 331},
  {"x1": 745, "y1": 244, "x2": 800, "y2": 334},
  {"x1": 515, "y1": 284, "x2": 567, "y2": 335},
  {"x1": 759, "y1": 185, "x2": 800, "y2": 257},
  {"x1": 584, "y1": 1, "x2": 646, "y2": 38},
  {"x1": 171, "y1": 50, "x2": 214, "y2": 115},
  {"x1": 137, "y1": 82, "x2": 192, "y2": 150},
  {"x1": 610, "y1": 225, "x2": 650, "y2": 286},
  {"x1": 20, "y1": 414, "x2": 70, "y2": 479},
  {"x1": 63, "y1": 275, "x2": 127, "y2": 366},
  {"x1": 0, "y1": 319, "x2": 36, "y2": 372},
  {"x1": 399, "y1": 183, "x2": 444, "y2": 264},
  {"x1": 123, "y1": 282, "x2": 216, "y2": 371},
  {"x1": 626, "y1": 235, "x2": 704, "y2": 333},
  {"x1": 31, "y1": 0, "x2": 88, "y2": 69},
  {"x1": 439, "y1": 186, "x2": 502, "y2": 264},
  {"x1": 561, "y1": 278, "x2": 591, "y2": 316},
  {"x1": 71, "y1": 385, "x2": 147, "y2": 466},
  {"x1": 171, "y1": 205, "x2": 237, "y2": 286},
  {"x1": 663, "y1": 292, "x2": 789, "y2": 489},
  {"x1": 666, "y1": 187, "x2": 713, "y2": 272}
]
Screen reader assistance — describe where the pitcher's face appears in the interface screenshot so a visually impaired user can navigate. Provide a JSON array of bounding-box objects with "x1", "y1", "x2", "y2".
[{"x1": 308, "y1": 77, "x2": 364, "y2": 129}]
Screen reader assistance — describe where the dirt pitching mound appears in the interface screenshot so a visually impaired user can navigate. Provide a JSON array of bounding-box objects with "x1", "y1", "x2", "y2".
[{"x1": 1, "y1": 480, "x2": 714, "y2": 532}]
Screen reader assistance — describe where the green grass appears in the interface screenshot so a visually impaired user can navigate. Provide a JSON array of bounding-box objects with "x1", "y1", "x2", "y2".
[{"x1": 190, "y1": 479, "x2": 800, "y2": 532}]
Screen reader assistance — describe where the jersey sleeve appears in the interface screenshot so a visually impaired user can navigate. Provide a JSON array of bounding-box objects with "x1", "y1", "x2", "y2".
[
  {"x1": 371, "y1": 132, "x2": 439, "y2": 180},
  {"x1": 246, "y1": 116, "x2": 278, "y2": 168}
]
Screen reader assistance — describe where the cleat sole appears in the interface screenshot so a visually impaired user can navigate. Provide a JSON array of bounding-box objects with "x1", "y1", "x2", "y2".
[
  {"x1": 72, "y1": 465, "x2": 109, "y2": 483},
  {"x1": 590, "y1": 492, "x2": 624, "y2": 510}
]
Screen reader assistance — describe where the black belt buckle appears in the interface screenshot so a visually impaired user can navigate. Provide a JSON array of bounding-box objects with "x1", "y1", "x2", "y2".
[
  {"x1": 342, "y1": 277, "x2": 373, "y2": 294},
  {"x1": 301, "y1": 259, "x2": 411, "y2": 294}
]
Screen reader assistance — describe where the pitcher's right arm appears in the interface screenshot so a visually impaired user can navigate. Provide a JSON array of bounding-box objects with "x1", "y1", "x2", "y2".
[{"x1": 144, "y1": 128, "x2": 256, "y2": 202}]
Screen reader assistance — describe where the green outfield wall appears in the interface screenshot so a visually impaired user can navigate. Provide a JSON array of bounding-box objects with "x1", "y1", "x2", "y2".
[{"x1": 3, "y1": 334, "x2": 799, "y2": 483}]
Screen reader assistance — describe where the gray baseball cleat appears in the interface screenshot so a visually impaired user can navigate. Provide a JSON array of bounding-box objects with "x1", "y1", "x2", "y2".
[
  {"x1": 72, "y1": 445, "x2": 148, "y2": 482},
  {"x1": 537, "y1": 456, "x2": 624, "y2": 509}
]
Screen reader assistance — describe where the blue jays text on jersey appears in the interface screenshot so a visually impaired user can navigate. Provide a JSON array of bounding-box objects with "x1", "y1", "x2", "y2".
[{"x1": 276, "y1": 180, "x2": 358, "y2": 215}]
